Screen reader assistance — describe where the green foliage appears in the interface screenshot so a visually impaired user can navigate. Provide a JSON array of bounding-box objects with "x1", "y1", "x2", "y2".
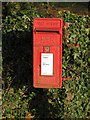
[
  {"x1": 2, "y1": 2, "x2": 90, "y2": 119},
  {"x1": 3, "y1": 87, "x2": 36, "y2": 119}
]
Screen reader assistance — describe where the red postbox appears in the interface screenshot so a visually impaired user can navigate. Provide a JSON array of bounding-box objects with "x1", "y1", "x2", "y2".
[{"x1": 33, "y1": 18, "x2": 63, "y2": 88}]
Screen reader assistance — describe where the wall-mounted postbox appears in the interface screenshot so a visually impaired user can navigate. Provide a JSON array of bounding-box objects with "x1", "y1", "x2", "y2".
[{"x1": 33, "y1": 18, "x2": 63, "y2": 88}]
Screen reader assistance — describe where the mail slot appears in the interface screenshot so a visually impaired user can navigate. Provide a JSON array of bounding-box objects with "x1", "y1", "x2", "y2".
[
  {"x1": 33, "y1": 18, "x2": 63, "y2": 88},
  {"x1": 34, "y1": 28, "x2": 60, "y2": 34}
]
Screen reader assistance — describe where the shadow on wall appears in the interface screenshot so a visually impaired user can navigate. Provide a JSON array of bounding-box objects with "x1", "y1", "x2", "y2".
[{"x1": 2, "y1": 31, "x2": 33, "y2": 90}]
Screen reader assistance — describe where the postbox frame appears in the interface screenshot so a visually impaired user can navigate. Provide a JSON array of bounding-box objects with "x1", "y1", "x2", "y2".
[{"x1": 33, "y1": 18, "x2": 63, "y2": 88}]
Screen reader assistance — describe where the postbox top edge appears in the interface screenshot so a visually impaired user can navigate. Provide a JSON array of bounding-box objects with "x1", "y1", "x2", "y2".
[
  {"x1": 33, "y1": 18, "x2": 63, "y2": 26},
  {"x1": 33, "y1": 18, "x2": 63, "y2": 21},
  {"x1": 33, "y1": 18, "x2": 63, "y2": 28}
]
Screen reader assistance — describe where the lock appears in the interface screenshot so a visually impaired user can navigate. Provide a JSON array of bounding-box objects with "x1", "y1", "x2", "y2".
[{"x1": 43, "y1": 46, "x2": 50, "y2": 52}]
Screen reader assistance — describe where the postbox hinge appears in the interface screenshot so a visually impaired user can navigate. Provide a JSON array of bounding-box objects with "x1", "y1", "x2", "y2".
[{"x1": 62, "y1": 78, "x2": 72, "y2": 81}]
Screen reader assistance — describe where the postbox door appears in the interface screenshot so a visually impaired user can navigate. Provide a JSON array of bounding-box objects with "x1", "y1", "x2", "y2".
[{"x1": 34, "y1": 48, "x2": 62, "y2": 88}]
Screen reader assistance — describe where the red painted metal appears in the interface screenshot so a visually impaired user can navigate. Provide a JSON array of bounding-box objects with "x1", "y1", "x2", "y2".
[{"x1": 33, "y1": 18, "x2": 63, "y2": 88}]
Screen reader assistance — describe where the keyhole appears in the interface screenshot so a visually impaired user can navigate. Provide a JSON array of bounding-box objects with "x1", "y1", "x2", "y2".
[{"x1": 43, "y1": 46, "x2": 50, "y2": 52}]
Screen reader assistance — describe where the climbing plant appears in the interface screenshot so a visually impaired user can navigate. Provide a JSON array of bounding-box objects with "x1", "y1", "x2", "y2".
[{"x1": 2, "y1": 2, "x2": 90, "y2": 119}]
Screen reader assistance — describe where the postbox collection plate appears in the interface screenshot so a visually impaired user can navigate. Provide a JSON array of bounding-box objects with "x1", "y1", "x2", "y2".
[
  {"x1": 41, "y1": 53, "x2": 53, "y2": 76},
  {"x1": 33, "y1": 18, "x2": 63, "y2": 88}
]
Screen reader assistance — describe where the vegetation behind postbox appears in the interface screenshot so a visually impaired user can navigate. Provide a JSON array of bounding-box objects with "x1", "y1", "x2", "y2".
[{"x1": 2, "y1": 3, "x2": 90, "y2": 119}]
